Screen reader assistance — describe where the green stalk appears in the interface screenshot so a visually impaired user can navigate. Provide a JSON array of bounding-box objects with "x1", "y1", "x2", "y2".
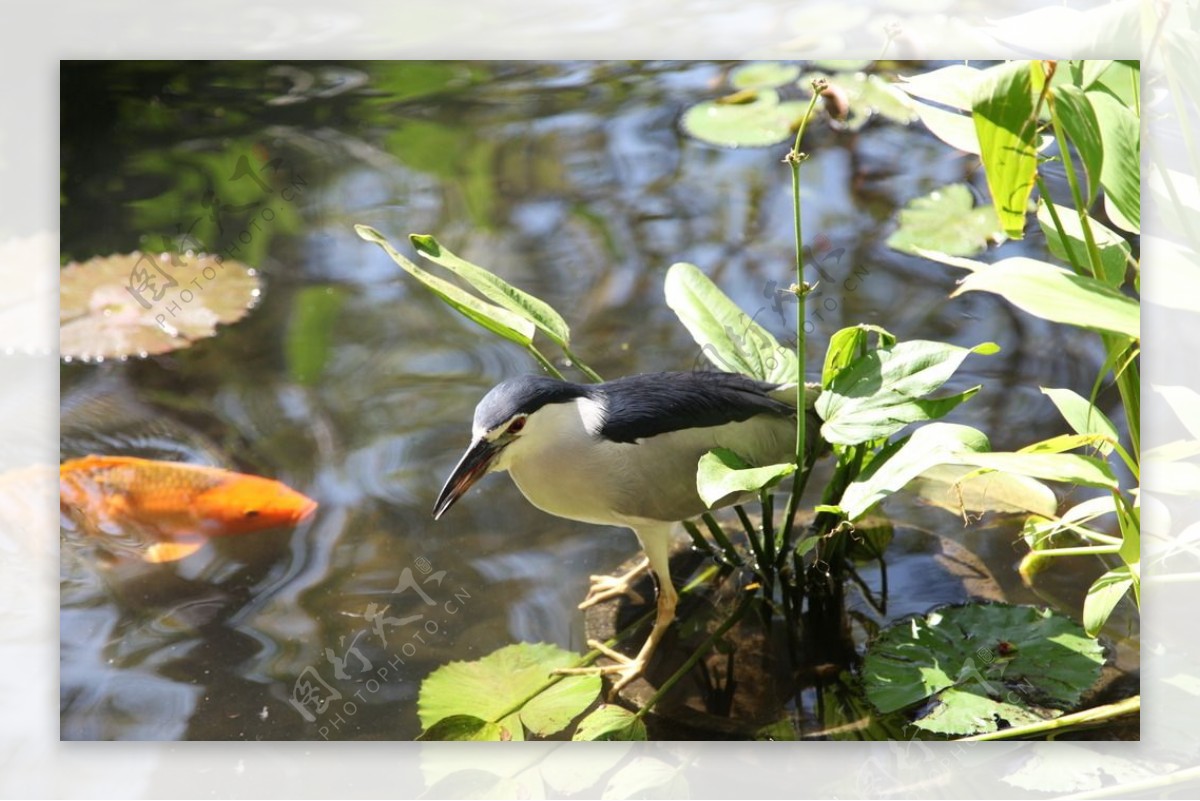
[
  {"x1": 779, "y1": 84, "x2": 825, "y2": 552},
  {"x1": 562, "y1": 345, "x2": 603, "y2": 383},
  {"x1": 958, "y1": 695, "x2": 1139, "y2": 741},
  {"x1": 528, "y1": 345, "x2": 565, "y2": 379},
  {"x1": 682, "y1": 519, "x2": 719, "y2": 561},
  {"x1": 702, "y1": 512, "x2": 743, "y2": 566}
]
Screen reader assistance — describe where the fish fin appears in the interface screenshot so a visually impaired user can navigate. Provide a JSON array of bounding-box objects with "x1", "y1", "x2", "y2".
[{"x1": 145, "y1": 540, "x2": 205, "y2": 563}]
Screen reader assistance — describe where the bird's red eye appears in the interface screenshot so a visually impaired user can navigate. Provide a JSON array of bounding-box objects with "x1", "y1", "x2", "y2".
[{"x1": 508, "y1": 417, "x2": 526, "y2": 434}]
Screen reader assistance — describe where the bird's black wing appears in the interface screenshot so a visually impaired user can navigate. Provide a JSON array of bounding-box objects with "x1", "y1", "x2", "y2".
[{"x1": 594, "y1": 371, "x2": 793, "y2": 444}]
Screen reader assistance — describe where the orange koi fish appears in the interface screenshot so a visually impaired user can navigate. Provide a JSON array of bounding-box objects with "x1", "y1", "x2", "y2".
[{"x1": 60, "y1": 455, "x2": 318, "y2": 563}]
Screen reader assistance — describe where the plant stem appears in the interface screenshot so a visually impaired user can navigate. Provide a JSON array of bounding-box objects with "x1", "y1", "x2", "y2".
[
  {"x1": 957, "y1": 695, "x2": 1139, "y2": 741},
  {"x1": 702, "y1": 512, "x2": 743, "y2": 566},
  {"x1": 779, "y1": 85, "x2": 824, "y2": 553},
  {"x1": 682, "y1": 520, "x2": 719, "y2": 561},
  {"x1": 562, "y1": 346, "x2": 603, "y2": 383},
  {"x1": 529, "y1": 345, "x2": 565, "y2": 379}
]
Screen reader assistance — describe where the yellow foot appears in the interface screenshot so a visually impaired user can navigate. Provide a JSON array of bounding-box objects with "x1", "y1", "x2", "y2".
[
  {"x1": 553, "y1": 639, "x2": 647, "y2": 696},
  {"x1": 579, "y1": 557, "x2": 650, "y2": 609}
]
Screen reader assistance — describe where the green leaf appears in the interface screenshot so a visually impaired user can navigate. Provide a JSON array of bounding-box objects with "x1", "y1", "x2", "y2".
[
  {"x1": 972, "y1": 61, "x2": 1039, "y2": 239},
  {"x1": 954, "y1": 451, "x2": 1118, "y2": 489},
  {"x1": 355, "y1": 225, "x2": 535, "y2": 347},
  {"x1": 520, "y1": 674, "x2": 602, "y2": 737},
  {"x1": 1053, "y1": 85, "x2": 1105, "y2": 206},
  {"x1": 1083, "y1": 566, "x2": 1134, "y2": 636},
  {"x1": 681, "y1": 90, "x2": 810, "y2": 148},
  {"x1": 950, "y1": 257, "x2": 1140, "y2": 340},
  {"x1": 572, "y1": 705, "x2": 647, "y2": 741},
  {"x1": 886, "y1": 183, "x2": 1005, "y2": 257},
  {"x1": 410, "y1": 234, "x2": 572, "y2": 348},
  {"x1": 1088, "y1": 90, "x2": 1140, "y2": 233},
  {"x1": 417, "y1": 642, "x2": 596, "y2": 741},
  {"x1": 417, "y1": 714, "x2": 507, "y2": 741},
  {"x1": 1036, "y1": 200, "x2": 1131, "y2": 287},
  {"x1": 730, "y1": 62, "x2": 801, "y2": 90},
  {"x1": 898, "y1": 64, "x2": 985, "y2": 110},
  {"x1": 1040, "y1": 387, "x2": 1119, "y2": 455},
  {"x1": 908, "y1": 100, "x2": 982, "y2": 154},
  {"x1": 863, "y1": 603, "x2": 1105, "y2": 735},
  {"x1": 821, "y1": 324, "x2": 895, "y2": 388},
  {"x1": 816, "y1": 340, "x2": 997, "y2": 446},
  {"x1": 664, "y1": 262, "x2": 797, "y2": 384},
  {"x1": 908, "y1": 463, "x2": 1059, "y2": 518},
  {"x1": 697, "y1": 448, "x2": 796, "y2": 509},
  {"x1": 837, "y1": 423, "x2": 990, "y2": 520}
]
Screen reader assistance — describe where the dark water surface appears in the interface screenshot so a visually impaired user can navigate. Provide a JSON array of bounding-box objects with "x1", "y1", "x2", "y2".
[{"x1": 60, "y1": 61, "x2": 1135, "y2": 740}]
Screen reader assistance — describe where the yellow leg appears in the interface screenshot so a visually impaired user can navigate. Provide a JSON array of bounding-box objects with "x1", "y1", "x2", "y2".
[{"x1": 579, "y1": 557, "x2": 649, "y2": 609}]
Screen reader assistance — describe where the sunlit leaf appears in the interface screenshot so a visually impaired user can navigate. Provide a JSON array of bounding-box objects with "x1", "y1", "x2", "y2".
[
  {"x1": 696, "y1": 448, "x2": 796, "y2": 509},
  {"x1": 950, "y1": 256, "x2": 1139, "y2": 340},
  {"x1": 417, "y1": 714, "x2": 507, "y2": 741},
  {"x1": 417, "y1": 642, "x2": 599, "y2": 741},
  {"x1": 355, "y1": 225, "x2": 535, "y2": 346},
  {"x1": 955, "y1": 451, "x2": 1118, "y2": 489},
  {"x1": 908, "y1": 463, "x2": 1059, "y2": 517},
  {"x1": 908, "y1": 100, "x2": 982, "y2": 154},
  {"x1": 864, "y1": 603, "x2": 1105, "y2": 735},
  {"x1": 1040, "y1": 387, "x2": 1119, "y2": 455},
  {"x1": 572, "y1": 705, "x2": 647, "y2": 741},
  {"x1": 816, "y1": 340, "x2": 997, "y2": 446},
  {"x1": 1053, "y1": 85, "x2": 1105, "y2": 206},
  {"x1": 1083, "y1": 566, "x2": 1134, "y2": 636},
  {"x1": 680, "y1": 90, "x2": 810, "y2": 148},
  {"x1": 1036, "y1": 201, "x2": 1131, "y2": 287},
  {"x1": 898, "y1": 64, "x2": 985, "y2": 110},
  {"x1": 59, "y1": 252, "x2": 260, "y2": 361},
  {"x1": 664, "y1": 262, "x2": 797, "y2": 384},
  {"x1": 802, "y1": 71, "x2": 917, "y2": 131},
  {"x1": 821, "y1": 324, "x2": 895, "y2": 388},
  {"x1": 973, "y1": 61, "x2": 1038, "y2": 239},
  {"x1": 730, "y1": 62, "x2": 801, "y2": 90},
  {"x1": 410, "y1": 234, "x2": 572, "y2": 348},
  {"x1": 1088, "y1": 89, "x2": 1140, "y2": 233},
  {"x1": 886, "y1": 183, "x2": 1005, "y2": 257}
]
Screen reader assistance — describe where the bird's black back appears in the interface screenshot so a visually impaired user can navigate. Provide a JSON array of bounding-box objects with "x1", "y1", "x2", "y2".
[{"x1": 594, "y1": 371, "x2": 792, "y2": 443}]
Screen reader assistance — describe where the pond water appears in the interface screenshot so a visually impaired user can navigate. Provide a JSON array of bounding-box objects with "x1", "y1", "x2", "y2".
[{"x1": 59, "y1": 60, "x2": 1137, "y2": 740}]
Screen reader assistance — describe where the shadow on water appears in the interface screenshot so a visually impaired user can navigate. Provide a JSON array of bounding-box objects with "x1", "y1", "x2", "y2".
[{"x1": 59, "y1": 60, "x2": 1136, "y2": 740}]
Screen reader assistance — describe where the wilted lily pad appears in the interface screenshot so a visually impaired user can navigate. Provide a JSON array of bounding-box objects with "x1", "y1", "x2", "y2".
[
  {"x1": 887, "y1": 183, "x2": 1006, "y2": 256},
  {"x1": 60, "y1": 252, "x2": 260, "y2": 361},
  {"x1": 863, "y1": 603, "x2": 1105, "y2": 735}
]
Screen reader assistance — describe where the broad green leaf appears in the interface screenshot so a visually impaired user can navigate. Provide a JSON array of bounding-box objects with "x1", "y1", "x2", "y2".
[
  {"x1": 837, "y1": 423, "x2": 990, "y2": 520},
  {"x1": 816, "y1": 340, "x2": 997, "y2": 446},
  {"x1": 1018, "y1": 433, "x2": 1111, "y2": 455},
  {"x1": 356, "y1": 225, "x2": 535, "y2": 346},
  {"x1": 417, "y1": 714, "x2": 507, "y2": 741},
  {"x1": 908, "y1": 463, "x2": 1059, "y2": 517},
  {"x1": 821, "y1": 324, "x2": 895, "y2": 388},
  {"x1": 1070, "y1": 59, "x2": 1113, "y2": 91},
  {"x1": 954, "y1": 451, "x2": 1118, "y2": 489},
  {"x1": 1053, "y1": 85, "x2": 1104, "y2": 206},
  {"x1": 1021, "y1": 495, "x2": 1116, "y2": 549},
  {"x1": 973, "y1": 61, "x2": 1039, "y2": 239},
  {"x1": 520, "y1": 674, "x2": 602, "y2": 737},
  {"x1": 1093, "y1": 60, "x2": 1140, "y2": 112},
  {"x1": 863, "y1": 603, "x2": 1105, "y2": 735},
  {"x1": 898, "y1": 64, "x2": 985, "y2": 111},
  {"x1": 1040, "y1": 387, "x2": 1119, "y2": 455},
  {"x1": 1083, "y1": 566, "x2": 1134, "y2": 636},
  {"x1": 665, "y1": 262, "x2": 797, "y2": 384},
  {"x1": 886, "y1": 183, "x2": 1005, "y2": 257},
  {"x1": 950, "y1": 257, "x2": 1140, "y2": 340},
  {"x1": 572, "y1": 705, "x2": 647, "y2": 741},
  {"x1": 1088, "y1": 90, "x2": 1140, "y2": 233},
  {"x1": 1036, "y1": 200, "x2": 1131, "y2": 287},
  {"x1": 410, "y1": 234, "x2": 571, "y2": 348},
  {"x1": 681, "y1": 90, "x2": 811, "y2": 148},
  {"x1": 730, "y1": 62, "x2": 801, "y2": 90},
  {"x1": 697, "y1": 448, "x2": 796, "y2": 509},
  {"x1": 417, "y1": 642, "x2": 596, "y2": 741}
]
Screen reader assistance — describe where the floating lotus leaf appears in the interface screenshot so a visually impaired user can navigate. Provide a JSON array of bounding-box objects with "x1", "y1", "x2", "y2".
[
  {"x1": 60, "y1": 252, "x2": 261, "y2": 361},
  {"x1": 863, "y1": 603, "x2": 1105, "y2": 735},
  {"x1": 680, "y1": 90, "x2": 811, "y2": 148}
]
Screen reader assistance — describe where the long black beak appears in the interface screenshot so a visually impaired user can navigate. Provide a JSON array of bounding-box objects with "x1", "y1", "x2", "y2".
[{"x1": 432, "y1": 438, "x2": 501, "y2": 519}]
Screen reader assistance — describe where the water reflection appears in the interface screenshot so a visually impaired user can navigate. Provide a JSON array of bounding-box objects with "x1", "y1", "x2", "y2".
[{"x1": 60, "y1": 60, "x2": 1133, "y2": 740}]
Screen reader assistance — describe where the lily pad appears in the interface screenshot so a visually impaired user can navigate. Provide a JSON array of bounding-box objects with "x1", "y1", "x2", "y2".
[
  {"x1": 863, "y1": 603, "x2": 1105, "y2": 735},
  {"x1": 680, "y1": 90, "x2": 810, "y2": 148},
  {"x1": 887, "y1": 184, "x2": 1006, "y2": 257},
  {"x1": 417, "y1": 642, "x2": 600, "y2": 741},
  {"x1": 60, "y1": 252, "x2": 260, "y2": 361},
  {"x1": 730, "y1": 62, "x2": 801, "y2": 90}
]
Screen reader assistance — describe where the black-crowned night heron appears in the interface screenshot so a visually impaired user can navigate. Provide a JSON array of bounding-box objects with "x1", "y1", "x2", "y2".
[{"x1": 433, "y1": 370, "x2": 816, "y2": 693}]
